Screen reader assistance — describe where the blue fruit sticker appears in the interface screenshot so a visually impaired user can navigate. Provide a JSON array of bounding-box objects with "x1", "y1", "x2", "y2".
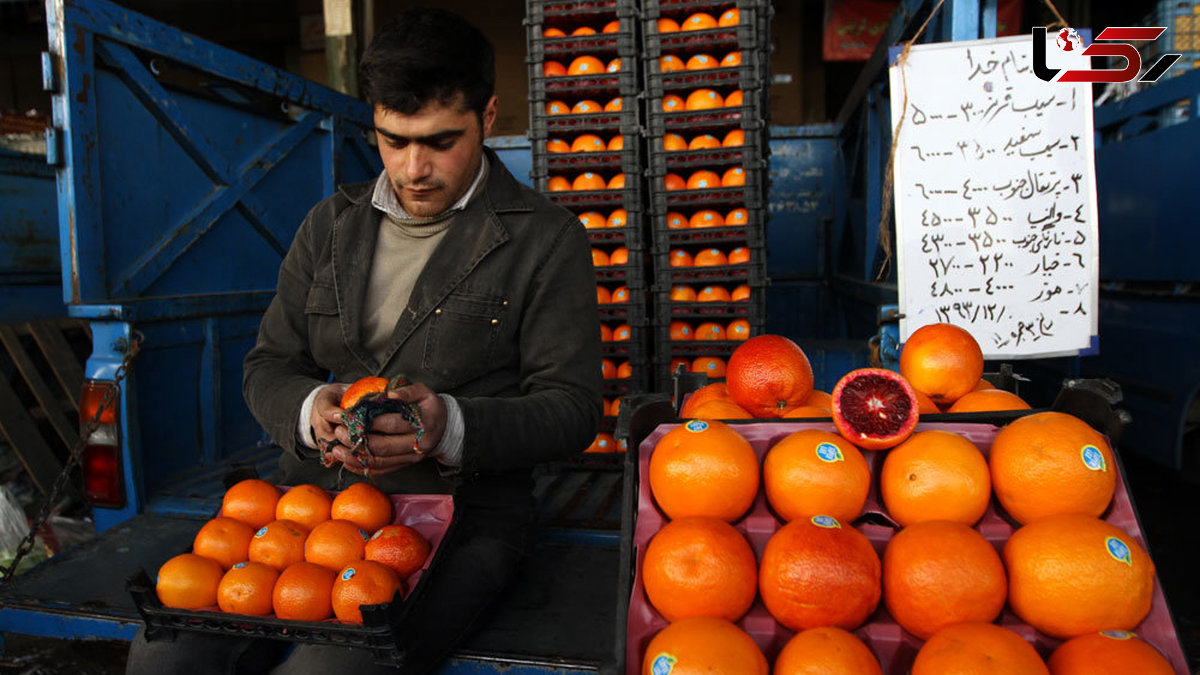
[
  {"x1": 685, "y1": 420, "x2": 709, "y2": 433},
  {"x1": 358, "y1": 529, "x2": 370, "y2": 541},
  {"x1": 342, "y1": 568, "x2": 356, "y2": 581},
  {"x1": 1081, "y1": 445, "x2": 1108, "y2": 472},
  {"x1": 815, "y1": 442, "x2": 844, "y2": 463},
  {"x1": 651, "y1": 653, "x2": 677, "y2": 675},
  {"x1": 1100, "y1": 630, "x2": 1135, "y2": 640},
  {"x1": 233, "y1": 562, "x2": 247, "y2": 569},
  {"x1": 1106, "y1": 536, "x2": 1132, "y2": 565},
  {"x1": 254, "y1": 526, "x2": 268, "y2": 538},
  {"x1": 811, "y1": 515, "x2": 841, "y2": 529}
]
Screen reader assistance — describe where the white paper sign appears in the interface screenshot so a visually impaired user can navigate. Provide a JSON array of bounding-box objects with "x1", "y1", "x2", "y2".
[{"x1": 889, "y1": 34, "x2": 1099, "y2": 359}]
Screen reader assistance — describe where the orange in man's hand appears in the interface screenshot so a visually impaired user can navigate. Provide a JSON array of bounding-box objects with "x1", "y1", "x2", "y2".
[{"x1": 341, "y1": 376, "x2": 389, "y2": 409}]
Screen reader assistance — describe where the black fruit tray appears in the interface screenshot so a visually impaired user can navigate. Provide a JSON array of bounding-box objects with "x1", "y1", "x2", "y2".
[
  {"x1": 530, "y1": 70, "x2": 639, "y2": 99},
  {"x1": 530, "y1": 107, "x2": 641, "y2": 137},
  {"x1": 646, "y1": 141, "x2": 767, "y2": 171},
  {"x1": 645, "y1": 61, "x2": 768, "y2": 95},
  {"x1": 527, "y1": 20, "x2": 638, "y2": 61},
  {"x1": 527, "y1": 0, "x2": 636, "y2": 26},
  {"x1": 647, "y1": 103, "x2": 767, "y2": 134},
  {"x1": 534, "y1": 144, "x2": 642, "y2": 175}
]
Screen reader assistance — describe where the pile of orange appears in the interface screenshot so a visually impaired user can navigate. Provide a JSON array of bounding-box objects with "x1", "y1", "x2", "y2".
[{"x1": 156, "y1": 479, "x2": 431, "y2": 624}]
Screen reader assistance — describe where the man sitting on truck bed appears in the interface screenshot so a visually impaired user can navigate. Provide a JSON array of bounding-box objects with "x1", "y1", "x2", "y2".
[{"x1": 125, "y1": 8, "x2": 601, "y2": 674}]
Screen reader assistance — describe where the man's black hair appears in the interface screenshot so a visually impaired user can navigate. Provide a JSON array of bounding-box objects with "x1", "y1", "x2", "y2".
[{"x1": 359, "y1": 8, "x2": 495, "y2": 116}]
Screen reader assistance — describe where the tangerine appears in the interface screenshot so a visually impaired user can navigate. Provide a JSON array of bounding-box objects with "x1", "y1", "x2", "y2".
[
  {"x1": 721, "y1": 166, "x2": 746, "y2": 187},
  {"x1": 641, "y1": 617, "x2": 767, "y2": 675},
  {"x1": 726, "y1": 335, "x2": 814, "y2": 418},
  {"x1": 606, "y1": 173, "x2": 626, "y2": 189},
  {"x1": 990, "y1": 411, "x2": 1116, "y2": 524},
  {"x1": 660, "y1": 55, "x2": 686, "y2": 72},
  {"x1": 718, "y1": 8, "x2": 741, "y2": 27},
  {"x1": 341, "y1": 376, "x2": 389, "y2": 408},
  {"x1": 545, "y1": 138, "x2": 570, "y2": 153},
  {"x1": 912, "y1": 623, "x2": 1049, "y2": 675},
  {"x1": 663, "y1": 133, "x2": 688, "y2": 151},
  {"x1": 725, "y1": 208, "x2": 748, "y2": 225},
  {"x1": 728, "y1": 246, "x2": 750, "y2": 264},
  {"x1": 880, "y1": 430, "x2": 991, "y2": 526},
  {"x1": 669, "y1": 321, "x2": 694, "y2": 341},
  {"x1": 331, "y1": 482, "x2": 393, "y2": 533},
  {"x1": 217, "y1": 561, "x2": 279, "y2": 615},
  {"x1": 543, "y1": 60, "x2": 566, "y2": 77},
  {"x1": 686, "y1": 89, "x2": 724, "y2": 110},
  {"x1": 577, "y1": 211, "x2": 606, "y2": 229},
  {"x1": 305, "y1": 519, "x2": 369, "y2": 572},
  {"x1": 1047, "y1": 631, "x2": 1175, "y2": 675},
  {"x1": 727, "y1": 319, "x2": 750, "y2": 340},
  {"x1": 156, "y1": 553, "x2": 223, "y2": 609},
  {"x1": 725, "y1": 90, "x2": 744, "y2": 106},
  {"x1": 611, "y1": 286, "x2": 631, "y2": 303},
  {"x1": 193, "y1": 516, "x2": 255, "y2": 570},
  {"x1": 248, "y1": 519, "x2": 310, "y2": 571},
  {"x1": 720, "y1": 51, "x2": 742, "y2": 67},
  {"x1": 642, "y1": 517, "x2": 757, "y2": 621},
  {"x1": 276, "y1": 484, "x2": 332, "y2": 532},
  {"x1": 649, "y1": 419, "x2": 758, "y2": 521},
  {"x1": 731, "y1": 284, "x2": 751, "y2": 301},
  {"x1": 774, "y1": 627, "x2": 883, "y2": 675},
  {"x1": 899, "y1": 323, "x2": 985, "y2": 405},
  {"x1": 883, "y1": 520, "x2": 1007, "y2": 638},
  {"x1": 273, "y1": 561, "x2": 335, "y2": 621},
  {"x1": 669, "y1": 249, "x2": 694, "y2": 267},
  {"x1": 545, "y1": 100, "x2": 571, "y2": 115},
  {"x1": 691, "y1": 356, "x2": 727, "y2": 378},
  {"x1": 547, "y1": 176, "x2": 571, "y2": 191},
  {"x1": 763, "y1": 430, "x2": 869, "y2": 523},
  {"x1": 221, "y1": 479, "x2": 282, "y2": 530},
  {"x1": 606, "y1": 135, "x2": 624, "y2": 150},
  {"x1": 604, "y1": 98, "x2": 623, "y2": 113},
  {"x1": 679, "y1": 383, "x2": 730, "y2": 417},
  {"x1": 332, "y1": 560, "x2": 403, "y2": 624},
  {"x1": 666, "y1": 212, "x2": 689, "y2": 229},
  {"x1": 657, "y1": 18, "x2": 681, "y2": 33},
  {"x1": 759, "y1": 515, "x2": 881, "y2": 631},
  {"x1": 662, "y1": 95, "x2": 686, "y2": 112}
]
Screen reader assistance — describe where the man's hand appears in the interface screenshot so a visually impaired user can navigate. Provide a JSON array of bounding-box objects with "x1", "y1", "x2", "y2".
[
  {"x1": 310, "y1": 383, "x2": 349, "y2": 450},
  {"x1": 330, "y1": 381, "x2": 448, "y2": 476}
]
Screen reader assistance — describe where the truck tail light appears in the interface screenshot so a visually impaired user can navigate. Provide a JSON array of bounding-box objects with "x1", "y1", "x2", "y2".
[{"x1": 79, "y1": 380, "x2": 124, "y2": 508}]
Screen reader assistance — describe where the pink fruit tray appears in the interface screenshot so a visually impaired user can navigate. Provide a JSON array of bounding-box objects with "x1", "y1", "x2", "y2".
[{"x1": 624, "y1": 421, "x2": 1190, "y2": 674}]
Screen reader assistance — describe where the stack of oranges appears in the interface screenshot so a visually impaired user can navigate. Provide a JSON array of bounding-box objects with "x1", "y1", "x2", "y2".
[
  {"x1": 633, "y1": 331, "x2": 1176, "y2": 674},
  {"x1": 156, "y1": 480, "x2": 433, "y2": 625}
]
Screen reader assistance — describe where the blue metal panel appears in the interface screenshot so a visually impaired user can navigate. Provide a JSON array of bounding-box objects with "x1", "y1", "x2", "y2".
[
  {"x1": 0, "y1": 150, "x2": 64, "y2": 322},
  {"x1": 487, "y1": 135, "x2": 534, "y2": 188},
  {"x1": 768, "y1": 127, "x2": 837, "y2": 280},
  {"x1": 0, "y1": 607, "x2": 140, "y2": 641}
]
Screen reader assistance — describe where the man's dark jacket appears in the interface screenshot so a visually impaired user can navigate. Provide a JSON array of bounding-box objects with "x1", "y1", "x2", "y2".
[{"x1": 242, "y1": 148, "x2": 602, "y2": 505}]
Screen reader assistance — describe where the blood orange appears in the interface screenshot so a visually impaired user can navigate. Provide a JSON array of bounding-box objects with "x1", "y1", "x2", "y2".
[
  {"x1": 831, "y1": 368, "x2": 919, "y2": 450},
  {"x1": 725, "y1": 335, "x2": 814, "y2": 418}
]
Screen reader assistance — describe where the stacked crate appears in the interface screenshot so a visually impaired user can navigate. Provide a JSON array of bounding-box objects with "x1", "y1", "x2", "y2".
[
  {"x1": 527, "y1": 0, "x2": 649, "y2": 446},
  {"x1": 641, "y1": 0, "x2": 772, "y2": 392}
]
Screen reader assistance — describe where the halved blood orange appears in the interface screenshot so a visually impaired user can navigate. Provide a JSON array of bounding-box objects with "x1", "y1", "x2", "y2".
[{"x1": 831, "y1": 368, "x2": 919, "y2": 450}]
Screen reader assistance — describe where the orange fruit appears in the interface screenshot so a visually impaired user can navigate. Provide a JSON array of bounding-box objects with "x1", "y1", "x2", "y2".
[
  {"x1": 899, "y1": 323, "x2": 984, "y2": 405},
  {"x1": 547, "y1": 175, "x2": 571, "y2": 191},
  {"x1": 1005, "y1": 514, "x2": 1155, "y2": 638},
  {"x1": 912, "y1": 623, "x2": 1049, "y2": 675},
  {"x1": 666, "y1": 211, "x2": 689, "y2": 229},
  {"x1": 725, "y1": 90, "x2": 744, "y2": 106},
  {"x1": 883, "y1": 520, "x2": 1007, "y2": 638},
  {"x1": 803, "y1": 389, "x2": 832, "y2": 409},
  {"x1": 670, "y1": 284, "x2": 697, "y2": 302},
  {"x1": 989, "y1": 411, "x2": 1115, "y2": 524},
  {"x1": 570, "y1": 133, "x2": 606, "y2": 152},
  {"x1": 642, "y1": 517, "x2": 757, "y2": 621},
  {"x1": 685, "y1": 88, "x2": 724, "y2": 110},
  {"x1": 221, "y1": 479, "x2": 282, "y2": 530},
  {"x1": 722, "y1": 129, "x2": 745, "y2": 146},
  {"x1": 688, "y1": 134, "x2": 721, "y2": 149},
  {"x1": 662, "y1": 94, "x2": 686, "y2": 112},
  {"x1": 763, "y1": 430, "x2": 869, "y2": 524},
  {"x1": 774, "y1": 627, "x2": 882, "y2": 675},
  {"x1": 217, "y1": 561, "x2": 279, "y2": 615},
  {"x1": 731, "y1": 284, "x2": 751, "y2": 301},
  {"x1": 543, "y1": 27, "x2": 565, "y2": 38},
  {"x1": 606, "y1": 173, "x2": 626, "y2": 189},
  {"x1": 275, "y1": 484, "x2": 332, "y2": 532},
  {"x1": 331, "y1": 482, "x2": 393, "y2": 533},
  {"x1": 567, "y1": 55, "x2": 605, "y2": 75},
  {"x1": 332, "y1": 560, "x2": 402, "y2": 624},
  {"x1": 156, "y1": 553, "x2": 223, "y2": 609},
  {"x1": 660, "y1": 55, "x2": 686, "y2": 72},
  {"x1": 974, "y1": 378, "x2": 998, "y2": 391},
  {"x1": 682, "y1": 12, "x2": 718, "y2": 31},
  {"x1": 273, "y1": 561, "x2": 336, "y2": 621},
  {"x1": 573, "y1": 172, "x2": 607, "y2": 191},
  {"x1": 690, "y1": 210, "x2": 724, "y2": 228},
  {"x1": 543, "y1": 60, "x2": 566, "y2": 77},
  {"x1": 728, "y1": 246, "x2": 749, "y2": 264},
  {"x1": 341, "y1": 376, "x2": 389, "y2": 408},
  {"x1": 600, "y1": 324, "x2": 613, "y2": 342},
  {"x1": 948, "y1": 389, "x2": 1031, "y2": 412},
  {"x1": 611, "y1": 398, "x2": 622, "y2": 418},
  {"x1": 663, "y1": 173, "x2": 686, "y2": 190},
  {"x1": 686, "y1": 170, "x2": 722, "y2": 190},
  {"x1": 657, "y1": 18, "x2": 681, "y2": 33},
  {"x1": 545, "y1": 100, "x2": 571, "y2": 115},
  {"x1": 720, "y1": 51, "x2": 742, "y2": 67},
  {"x1": 572, "y1": 26, "x2": 596, "y2": 36},
  {"x1": 913, "y1": 389, "x2": 940, "y2": 414},
  {"x1": 649, "y1": 420, "x2": 758, "y2": 521},
  {"x1": 546, "y1": 138, "x2": 570, "y2": 153},
  {"x1": 609, "y1": 247, "x2": 629, "y2": 266},
  {"x1": 601, "y1": 358, "x2": 617, "y2": 379},
  {"x1": 685, "y1": 54, "x2": 719, "y2": 70},
  {"x1": 585, "y1": 431, "x2": 619, "y2": 453},
  {"x1": 193, "y1": 516, "x2": 256, "y2": 570},
  {"x1": 759, "y1": 515, "x2": 881, "y2": 631},
  {"x1": 1048, "y1": 631, "x2": 1175, "y2": 674},
  {"x1": 641, "y1": 617, "x2": 767, "y2": 675},
  {"x1": 781, "y1": 405, "x2": 831, "y2": 418},
  {"x1": 688, "y1": 399, "x2": 752, "y2": 420},
  {"x1": 607, "y1": 135, "x2": 624, "y2": 150},
  {"x1": 726, "y1": 335, "x2": 814, "y2": 418},
  {"x1": 831, "y1": 367, "x2": 920, "y2": 451},
  {"x1": 596, "y1": 286, "x2": 611, "y2": 304},
  {"x1": 606, "y1": 208, "x2": 627, "y2": 228},
  {"x1": 611, "y1": 286, "x2": 630, "y2": 302},
  {"x1": 663, "y1": 133, "x2": 687, "y2": 151},
  {"x1": 602, "y1": 20, "x2": 620, "y2": 33},
  {"x1": 696, "y1": 285, "x2": 731, "y2": 302},
  {"x1": 616, "y1": 361, "x2": 632, "y2": 378},
  {"x1": 679, "y1": 383, "x2": 730, "y2": 417},
  {"x1": 726, "y1": 319, "x2": 750, "y2": 340},
  {"x1": 724, "y1": 207, "x2": 748, "y2": 225},
  {"x1": 691, "y1": 356, "x2": 727, "y2": 378},
  {"x1": 880, "y1": 430, "x2": 991, "y2": 527},
  {"x1": 577, "y1": 211, "x2": 606, "y2": 229},
  {"x1": 669, "y1": 249, "x2": 694, "y2": 267},
  {"x1": 669, "y1": 321, "x2": 694, "y2": 341},
  {"x1": 693, "y1": 248, "x2": 728, "y2": 266},
  {"x1": 721, "y1": 166, "x2": 746, "y2": 187},
  {"x1": 718, "y1": 8, "x2": 741, "y2": 27},
  {"x1": 604, "y1": 98, "x2": 623, "y2": 113},
  {"x1": 694, "y1": 321, "x2": 725, "y2": 340},
  {"x1": 606, "y1": 58, "x2": 622, "y2": 73},
  {"x1": 593, "y1": 248, "x2": 611, "y2": 266},
  {"x1": 248, "y1": 519, "x2": 310, "y2": 571},
  {"x1": 612, "y1": 323, "x2": 632, "y2": 340},
  {"x1": 304, "y1": 519, "x2": 369, "y2": 572}
]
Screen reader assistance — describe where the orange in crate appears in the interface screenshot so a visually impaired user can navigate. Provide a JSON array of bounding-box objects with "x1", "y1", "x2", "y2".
[
  {"x1": 660, "y1": 55, "x2": 686, "y2": 72},
  {"x1": 604, "y1": 97, "x2": 623, "y2": 112},
  {"x1": 193, "y1": 516, "x2": 255, "y2": 570},
  {"x1": 217, "y1": 561, "x2": 278, "y2": 616},
  {"x1": 304, "y1": 519, "x2": 369, "y2": 572},
  {"x1": 686, "y1": 170, "x2": 721, "y2": 190},
  {"x1": 612, "y1": 324, "x2": 632, "y2": 341},
  {"x1": 679, "y1": 382, "x2": 730, "y2": 417},
  {"x1": 642, "y1": 617, "x2": 767, "y2": 675},
  {"x1": 731, "y1": 284, "x2": 751, "y2": 301},
  {"x1": 721, "y1": 167, "x2": 746, "y2": 187},
  {"x1": 542, "y1": 27, "x2": 565, "y2": 38},
  {"x1": 642, "y1": 517, "x2": 757, "y2": 621},
  {"x1": 669, "y1": 284, "x2": 697, "y2": 301},
  {"x1": 726, "y1": 335, "x2": 814, "y2": 418},
  {"x1": 665, "y1": 211, "x2": 689, "y2": 229},
  {"x1": 685, "y1": 89, "x2": 724, "y2": 110},
  {"x1": 606, "y1": 135, "x2": 623, "y2": 151},
  {"x1": 725, "y1": 90, "x2": 744, "y2": 107},
  {"x1": 774, "y1": 627, "x2": 882, "y2": 675},
  {"x1": 616, "y1": 361, "x2": 632, "y2": 379},
  {"x1": 601, "y1": 358, "x2": 617, "y2": 379},
  {"x1": 545, "y1": 100, "x2": 570, "y2": 115},
  {"x1": 662, "y1": 95, "x2": 686, "y2": 112},
  {"x1": 728, "y1": 246, "x2": 750, "y2": 264},
  {"x1": 668, "y1": 357, "x2": 690, "y2": 375},
  {"x1": 567, "y1": 55, "x2": 604, "y2": 75},
  {"x1": 669, "y1": 321, "x2": 694, "y2": 341},
  {"x1": 899, "y1": 322, "x2": 984, "y2": 405},
  {"x1": 725, "y1": 207, "x2": 748, "y2": 225},
  {"x1": 156, "y1": 553, "x2": 223, "y2": 609},
  {"x1": 221, "y1": 479, "x2": 282, "y2": 530},
  {"x1": 543, "y1": 60, "x2": 566, "y2": 77},
  {"x1": 332, "y1": 560, "x2": 402, "y2": 624},
  {"x1": 656, "y1": 17, "x2": 680, "y2": 32},
  {"x1": 682, "y1": 12, "x2": 718, "y2": 31},
  {"x1": 591, "y1": 248, "x2": 610, "y2": 266},
  {"x1": 602, "y1": 20, "x2": 619, "y2": 33},
  {"x1": 691, "y1": 356, "x2": 727, "y2": 379},
  {"x1": 606, "y1": 58, "x2": 622, "y2": 73},
  {"x1": 668, "y1": 249, "x2": 694, "y2": 267},
  {"x1": 546, "y1": 176, "x2": 571, "y2": 191},
  {"x1": 1048, "y1": 631, "x2": 1175, "y2": 675},
  {"x1": 663, "y1": 173, "x2": 686, "y2": 190},
  {"x1": 609, "y1": 247, "x2": 629, "y2": 265},
  {"x1": 721, "y1": 51, "x2": 742, "y2": 67},
  {"x1": 727, "y1": 319, "x2": 750, "y2": 340},
  {"x1": 585, "y1": 432, "x2": 619, "y2": 454},
  {"x1": 694, "y1": 322, "x2": 726, "y2": 341},
  {"x1": 596, "y1": 286, "x2": 611, "y2": 304},
  {"x1": 273, "y1": 561, "x2": 336, "y2": 621},
  {"x1": 606, "y1": 173, "x2": 626, "y2": 189},
  {"x1": 688, "y1": 134, "x2": 721, "y2": 150},
  {"x1": 719, "y1": 8, "x2": 740, "y2": 27},
  {"x1": 570, "y1": 134, "x2": 606, "y2": 152},
  {"x1": 573, "y1": 172, "x2": 607, "y2": 191},
  {"x1": 648, "y1": 419, "x2": 758, "y2": 521},
  {"x1": 611, "y1": 286, "x2": 631, "y2": 303},
  {"x1": 248, "y1": 519, "x2": 310, "y2": 571},
  {"x1": 722, "y1": 129, "x2": 745, "y2": 146},
  {"x1": 332, "y1": 483, "x2": 393, "y2": 533},
  {"x1": 571, "y1": 26, "x2": 595, "y2": 36},
  {"x1": 606, "y1": 208, "x2": 627, "y2": 228},
  {"x1": 693, "y1": 248, "x2": 728, "y2": 266},
  {"x1": 912, "y1": 623, "x2": 1049, "y2": 675},
  {"x1": 600, "y1": 324, "x2": 612, "y2": 342},
  {"x1": 545, "y1": 138, "x2": 570, "y2": 153},
  {"x1": 880, "y1": 430, "x2": 991, "y2": 527},
  {"x1": 696, "y1": 285, "x2": 731, "y2": 302},
  {"x1": 663, "y1": 133, "x2": 687, "y2": 151},
  {"x1": 577, "y1": 211, "x2": 606, "y2": 229},
  {"x1": 763, "y1": 429, "x2": 869, "y2": 524},
  {"x1": 685, "y1": 54, "x2": 718, "y2": 70},
  {"x1": 571, "y1": 100, "x2": 602, "y2": 115}
]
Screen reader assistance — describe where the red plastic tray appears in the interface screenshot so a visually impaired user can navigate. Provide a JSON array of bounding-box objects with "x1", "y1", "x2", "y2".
[{"x1": 625, "y1": 421, "x2": 1189, "y2": 674}]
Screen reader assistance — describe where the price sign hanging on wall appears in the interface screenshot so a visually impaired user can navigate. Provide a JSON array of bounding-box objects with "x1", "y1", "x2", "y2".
[{"x1": 889, "y1": 33, "x2": 1100, "y2": 359}]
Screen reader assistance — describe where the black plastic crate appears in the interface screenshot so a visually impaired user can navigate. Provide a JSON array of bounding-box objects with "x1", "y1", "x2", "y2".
[
  {"x1": 527, "y1": 0, "x2": 637, "y2": 27},
  {"x1": 594, "y1": 260, "x2": 648, "y2": 288},
  {"x1": 530, "y1": 105, "x2": 642, "y2": 137},
  {"x1": 597, "y1": 282, "x2": 649, "y2": 322},
  {"x1": 602, "y1": 331, "x2": 651, "y2": 361},
  {"x1": 653, "y1": 288, "x2": 765, "y2": 320},
  {"x1": 602, "y1": 339, "x2": 652, "y2": 395},
  {"x1": 640, "y1": 0, "x2": 774, "y2": 23},
  {"x1": 641, "y1": 19, "x2": 763, "y2": 59},
  {"x1": 585, "y1": 216, "x2": 648, "y2": 248},
  {"x1": 645, "y1": 60, "x2": 768, "y2": 96},
  {"x1": 649, "y1": 204, "x2": 766, "y2": 249},
  {"x1": 647, "y1": 168, "x2": 768, "y2": 210},
  {"x1": 528, "y1": 18, "x2": 639, "y2": 63},
  {"x1": 530, "y1": 69, "x2": 639, "y2": 100},
  {"x1": 646, "y1": 101, "x2": 768, "y2": 135},
  {"x1": 533, "y1": 143, "x2": 642, "y2": 176},
  {"x1": 645, "y1": 137, "x2": 766, "y2": 171},
  {"x1": 654, "y1": 257, "x2": 768, "y2": 287}
]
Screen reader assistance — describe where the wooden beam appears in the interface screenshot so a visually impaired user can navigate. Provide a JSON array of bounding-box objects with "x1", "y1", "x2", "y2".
[
  {"x1": 0, "y1": 376, "x2": 64, "y2": 495},
  {"x1": 26, "y1": 321, "x2": 85, "y2": 409},
  {"x1": 0, "y1": 325, "x2": 79, "y2": 450}
]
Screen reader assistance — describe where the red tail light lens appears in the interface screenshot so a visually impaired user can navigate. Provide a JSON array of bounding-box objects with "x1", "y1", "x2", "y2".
[
  {"x1": 80, "y1": 381, "x2": 119, "y2": 425},
  {"x1": 79, "y1": 380, "x2": 123, "y2": 508}
]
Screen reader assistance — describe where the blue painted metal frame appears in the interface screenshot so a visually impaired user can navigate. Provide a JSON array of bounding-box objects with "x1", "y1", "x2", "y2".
[{"x1": 0, "y1": 149, "x2": 63, "y2": 323}]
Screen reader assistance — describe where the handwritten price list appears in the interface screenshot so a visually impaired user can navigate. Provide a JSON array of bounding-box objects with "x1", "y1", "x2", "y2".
[{"x1": 889, "y1": 35, "x2": 1099, "y2": 359}]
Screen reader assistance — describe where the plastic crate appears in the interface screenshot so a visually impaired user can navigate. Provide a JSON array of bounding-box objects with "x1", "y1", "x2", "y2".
[
  {"x1": 654, "y1": 256, "x2": 768, "y2": 287},
  {"x1": 641, "y1": 0, "x2": 774, "y2": 39},
  {"x1": 527, "y1": 0, "x2": 637, "y2": 28},
  {"x1": 653, "y1": 288, "x2": 766, "y2": 321},
  {"x1": 597, "y1": 284, "x2": 650, "y2": 324},
  {"x1": 601, "y1": 328, "x2": 652, "y2": 361},
  {"x1": 538, "y1": 178, "x2": 643, "y2": 210},
  {"x1": 649, "y1": 206, "x2": 767, "y2": 250},
  {"x1": 130, "y1": 493, "x2": 458, "y2": 665},
  {"x1": 533, "y1": 142, "x2": 642, "y2": 175},
  {"x1": 645, "y1": 59, "x2": 768, "y2": 96},
  {"x1": 530, "y1": 105, "x2": 642, "y2": 138},
  {"x1": 586, "y1": 219, "x2": 649, "y2": 248},
  {"x1": 1142, "y1": 1, "x2": 1200, "y2": 58},
  {"x1": 647, "y1": 169, "x2": 768, "y2": 211},
  {"x1": 641, "y1": 18, "x2": 765, "y2": 60},
  {"x1": 622, "y1": 420, "x2": 1192, "y2": 674},
  {"x1": 527, "y1": 18, "x2": 639, "y2": 62},
  {"x1": 645, "y1": 138, "x2": 767, "y2": 172},
  {"x1": 646, "y1": 101, "x2": 768, "y2": 135},
  {"x1": 530, "y1": 69, "x2": 640, "y2": 100}
]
